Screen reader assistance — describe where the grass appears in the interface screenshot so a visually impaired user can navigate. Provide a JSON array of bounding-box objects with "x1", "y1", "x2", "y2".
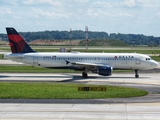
[
  {"x1": 0, "y1": 82, "x2": 148, "y2": 99},
  {"x1": 79, "y1": 39, "x2": 129, "y2": 46},
  {"x1": 151, "y1": 56, "x2": 160, "y2": 61},
  {"x1": 0, "y1": 54, "x2": 4, "y2": 59}
]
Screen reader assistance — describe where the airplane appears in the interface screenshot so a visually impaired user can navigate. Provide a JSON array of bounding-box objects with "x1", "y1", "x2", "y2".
[{"x1": 4, "y1": 27, "x2": 159, "y2": 78}]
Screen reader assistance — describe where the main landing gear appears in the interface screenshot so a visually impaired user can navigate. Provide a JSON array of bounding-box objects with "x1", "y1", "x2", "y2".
[
  {"x1": 82, "y1": 69, "x2": 140, "y2": 78},
  {"x1": 82, "y1": 68, "x2": 88, "y2": 78},
  {"x1": 82, "y1": 72, "x2": 88, "y2": 78},
  {"x1": 135, "y1": 69, "x2": 139, "y2": 78}
]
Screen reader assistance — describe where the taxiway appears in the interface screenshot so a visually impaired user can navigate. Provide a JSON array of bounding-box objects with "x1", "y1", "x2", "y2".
[{"x1": 0, "y1": 73, "x2": 160, "y2": 119}]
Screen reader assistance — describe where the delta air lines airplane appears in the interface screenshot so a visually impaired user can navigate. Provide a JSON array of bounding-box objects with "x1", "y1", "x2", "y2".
[{"x1": 4, "y1": 28, "x2": 159, "y2": 78}]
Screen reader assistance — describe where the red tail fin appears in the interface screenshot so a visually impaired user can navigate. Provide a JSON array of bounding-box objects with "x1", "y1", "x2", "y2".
[{"x1": 6, "y1": 27, "x2": 34, "y2": 53}]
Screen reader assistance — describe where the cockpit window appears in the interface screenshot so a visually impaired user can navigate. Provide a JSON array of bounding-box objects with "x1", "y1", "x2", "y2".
[{"x1": 146, "y1": 58, "x2": 152, "y2": 60}]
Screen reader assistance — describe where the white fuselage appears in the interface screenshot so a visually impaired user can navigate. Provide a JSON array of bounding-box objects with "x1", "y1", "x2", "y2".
[{"x1": 4, "y1": 52, "x2": 159, "y2": 70}]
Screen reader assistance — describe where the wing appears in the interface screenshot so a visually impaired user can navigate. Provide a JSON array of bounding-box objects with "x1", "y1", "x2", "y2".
[
  {"x1": 72, "y1": 61, "x2": 103, "y2": 66},
  {"x1": 65, "y1": 60, "x2": 110, "y2": 70}
]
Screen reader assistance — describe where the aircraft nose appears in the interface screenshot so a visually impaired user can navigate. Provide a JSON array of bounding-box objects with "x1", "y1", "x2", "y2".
[{"x1": 152, "y1": 61, "x2": 159, "y2": 68}]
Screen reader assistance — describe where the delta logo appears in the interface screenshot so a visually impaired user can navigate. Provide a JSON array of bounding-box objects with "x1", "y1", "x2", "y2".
[{"x1": 114, "y1": 56, "x2": 134, "y2": 59}]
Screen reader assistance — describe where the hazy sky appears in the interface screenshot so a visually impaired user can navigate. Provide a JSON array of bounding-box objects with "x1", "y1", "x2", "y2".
[{"x1": 0, "y1": 0, "x2": 160, "y2": 36}]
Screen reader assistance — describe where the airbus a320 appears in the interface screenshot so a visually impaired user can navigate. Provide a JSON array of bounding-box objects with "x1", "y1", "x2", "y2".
[{"x1": 4, "y1": 28, "x2": 159, "y2": 78}]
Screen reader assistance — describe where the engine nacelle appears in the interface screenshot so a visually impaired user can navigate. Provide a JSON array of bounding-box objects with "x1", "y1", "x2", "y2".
[{"x1": 97, "y1": 66, "x2": 112, "y2": 76}]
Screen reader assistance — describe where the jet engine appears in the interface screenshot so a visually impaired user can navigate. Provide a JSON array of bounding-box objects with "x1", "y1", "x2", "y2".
[{"x1": 97, "y1": 66, "x2": 112, "y2": 76}]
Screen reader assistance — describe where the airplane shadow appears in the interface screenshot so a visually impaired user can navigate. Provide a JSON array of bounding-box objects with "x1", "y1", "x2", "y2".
[
  {"x1": 0, "y1": 74, "x2": 150, "y2": 83},
  {"x1": 59, "y1": 74, "x2": 150, "y2": 82}
]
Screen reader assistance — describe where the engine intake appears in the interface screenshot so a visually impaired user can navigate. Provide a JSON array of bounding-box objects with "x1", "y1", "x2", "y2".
[{"x1": 98, "y1": 66, "x2": 112, "y2": 76}]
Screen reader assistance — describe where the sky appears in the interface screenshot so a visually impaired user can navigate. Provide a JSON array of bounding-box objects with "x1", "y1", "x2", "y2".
[{"x1": 0, "y1": 0, "x2": 160, "y2": 37}]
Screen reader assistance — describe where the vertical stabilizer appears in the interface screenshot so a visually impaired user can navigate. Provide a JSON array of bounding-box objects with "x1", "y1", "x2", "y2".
[{"x1": 6, "y1": 27, "x2": 34, "y2": 53}]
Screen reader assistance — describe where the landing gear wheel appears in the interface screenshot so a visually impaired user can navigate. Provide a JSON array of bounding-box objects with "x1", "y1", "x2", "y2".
[
  {"x1": 135, "y1": 74, "x2": 139, "y2": 78},
  {"x1": 82, "y1": 72, "x2": 88, "y2": 78},
  {"x1": 135, "y1": 69, "x2": 139, "y2": 78}
]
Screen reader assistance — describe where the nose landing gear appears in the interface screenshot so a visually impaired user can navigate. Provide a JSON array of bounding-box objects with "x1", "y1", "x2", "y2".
[{"x1": 135, "y1": 69, "x2": 139, "y2": 78}]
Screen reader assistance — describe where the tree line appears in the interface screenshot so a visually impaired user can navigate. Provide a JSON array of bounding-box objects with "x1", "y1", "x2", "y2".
[{"x1": 0, "y1": 30, "x2": 160, "y2": 46}]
